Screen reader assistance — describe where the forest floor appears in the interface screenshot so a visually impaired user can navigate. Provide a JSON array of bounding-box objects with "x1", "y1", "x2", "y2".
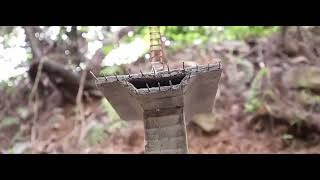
[{"x1": 2, "y1": 28, "x2": 320, "y2": 154}]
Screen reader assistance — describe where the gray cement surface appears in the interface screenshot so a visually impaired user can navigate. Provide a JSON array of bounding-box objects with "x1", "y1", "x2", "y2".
[{"x1": 96, "y1": 62, "x2": 222, "y2": 153}]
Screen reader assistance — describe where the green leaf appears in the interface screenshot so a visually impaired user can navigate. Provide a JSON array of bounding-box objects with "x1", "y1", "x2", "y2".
[
  {"x1": 245, "y1": 97, "x2": 262, "y2": 113},
  {"x1": 7, "y1": 148, "x2": 15, "y2": 154},
  {"x1": 26, "y1": 53, "x2": 33, "y2": 62},
  {"x1": 107, "y1": 120, "x2": 127, "y2": 133},
  {"x1": 16, "y1": 107, "x2": 29, "y2": 119},
  {"x1": 0, "y1": 80, "x2": 9, "y2": 89},
  {"x1": 86, "y1": 123, "x2": 107, "y2": 146},
  {"x1": 99, "y1": 65, "x2": 124, "y2": 76},
  {"x1": 10, "y1": 142, "x2": 30, "y2": 154},
  {"x1": 102, "y1": 44, "x2": 114, "y2": 55},
  {"x1": 282, "y1": 134, "x2": 294, "y2": 140},
  {"x1": 0, "y1": 116, "x2": 19, "y2": 129},
  {"x1": 78, "y1": 26, "x2": 89, "y2": 33},
  {"x1": 101, "y1": 99, "x2": 121, "y2": 121},
  {"x1": 245, "y1": 68, "x2": 268, "y2": 113}
]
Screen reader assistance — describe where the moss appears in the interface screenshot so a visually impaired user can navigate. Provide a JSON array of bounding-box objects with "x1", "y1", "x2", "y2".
[
  {"x1": 99, "y1": 65, "x2": 125, "y2": 76},
  {"x1": 0, "y1": 116, "x2": 19, "y2": 129},
  {"x1": 101, "y1": 99, "x2": 121, "y2": 121},
  {"x1": 86, "y1": 123, "x2": 107, "y2": 146},
  {"x1": 245, "y1": 68, "x2": 268, "y2": 113}
]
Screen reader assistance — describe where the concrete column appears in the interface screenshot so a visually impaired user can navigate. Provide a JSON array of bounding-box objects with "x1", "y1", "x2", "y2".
[
  {"x1": 144, "y1": 106, "x2": 188, "y2": 154},
  {"x1": 95, "y1": 62, "x2": 222, "y2": 154}
]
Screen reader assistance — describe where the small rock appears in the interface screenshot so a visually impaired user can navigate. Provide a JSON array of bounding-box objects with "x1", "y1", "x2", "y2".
[
  {"x1": 283, "y1": 66, "x2": 320, "y2": 92},
  {"x1": 50, "y1": 134, "x2": 57, "y2": 142},
  {"x1": 230, "y1": 104, "x2": 241, "y2": 117},
  {"x1": 226, "y1": 58, "x2": 254, "y2": 92},
  {"x1": 192, "y1": 113, "x2": 223, "y2": 133},
  {"x1": 291, "y1": 56, "x2": 308, "y2": 64},
  {"x1": 52, "y1": 123, "x2": 60, "y2": 130}
]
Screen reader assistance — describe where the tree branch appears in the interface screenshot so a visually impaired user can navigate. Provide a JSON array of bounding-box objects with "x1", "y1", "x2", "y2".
[{"x1": 23, "y1": 26, "x2": 42, "y2": 60}]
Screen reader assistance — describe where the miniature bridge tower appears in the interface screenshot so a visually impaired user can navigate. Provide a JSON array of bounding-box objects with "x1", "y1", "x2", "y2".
[{"x1": 94, "y1": 26, "x2": 222, "y2": 154}]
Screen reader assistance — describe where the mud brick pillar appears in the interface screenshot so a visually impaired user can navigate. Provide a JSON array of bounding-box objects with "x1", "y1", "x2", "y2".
[{"x1": 95, "y1": 62, "x2": 222, "y2": 154}]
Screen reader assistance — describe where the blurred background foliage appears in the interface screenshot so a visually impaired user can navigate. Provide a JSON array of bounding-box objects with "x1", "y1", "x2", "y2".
[
  {"x1": 101, "y1": 26, "x2": 279, "y2": 75},
  {"x1": 0, "y1": 26, "x2": 280, "y2": 83},
  {"x1": 124, "y1": 26, "x2": 279, "y2": 51},
  {"x1": 4, "y1": 26, "x2": 320, "y2": 153}
]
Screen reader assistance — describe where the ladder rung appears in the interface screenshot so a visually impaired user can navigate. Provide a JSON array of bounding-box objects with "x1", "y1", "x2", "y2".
[
  {"x1": 150, "y1": 44, "x2": 161, "y2": 47},
  {"x1": 150, "y1": 51, "x2": 163, "y2": 54},
  {"x1": 150, "y1": 55, "x2": 163, "y2": 59},
  {"x1": 150, "y1": 40, "x2": 160, "y2": 42}
]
